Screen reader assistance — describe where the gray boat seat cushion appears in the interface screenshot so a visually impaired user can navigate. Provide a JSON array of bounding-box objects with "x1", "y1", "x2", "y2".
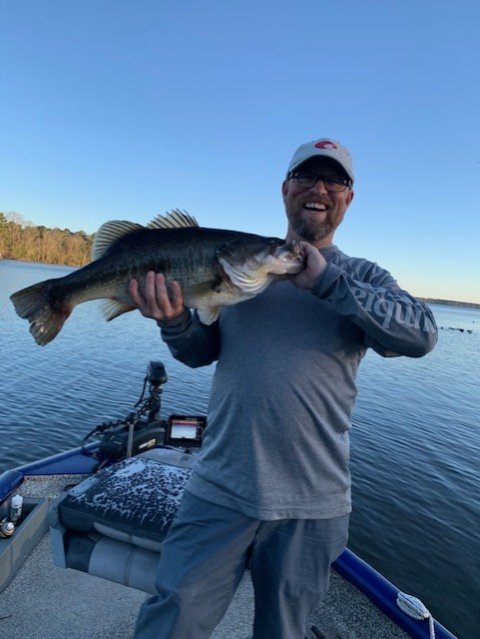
[{"x1": 53, "y1": 447, "x2": 194, "y2": 551}]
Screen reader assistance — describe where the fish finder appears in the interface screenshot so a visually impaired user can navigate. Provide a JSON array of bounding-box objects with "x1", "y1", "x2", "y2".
[{"x1": 164, "y1": 415, "x2": 206, "y2": 449}]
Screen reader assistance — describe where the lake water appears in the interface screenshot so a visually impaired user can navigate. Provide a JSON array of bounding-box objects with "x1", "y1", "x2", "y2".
[{"x1": 1, "y1": 259, "x2": 478, "y2": 638}]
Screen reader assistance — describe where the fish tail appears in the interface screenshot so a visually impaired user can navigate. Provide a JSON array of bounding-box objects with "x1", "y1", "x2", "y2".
[{"x1": 10, "y1": 280, "x2": 71, "y2": 346}]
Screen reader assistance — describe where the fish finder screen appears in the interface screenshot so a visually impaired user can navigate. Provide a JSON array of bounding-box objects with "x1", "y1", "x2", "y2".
[
  {"x1": 166, "y1": 415, "x2": 206, "y2": 448},
  {"x1": 171, "y1": 422, "x2": 197, "y2": 439},
  {"x1": 171, "y1": 418, "x2": 199, "y2": 440}
]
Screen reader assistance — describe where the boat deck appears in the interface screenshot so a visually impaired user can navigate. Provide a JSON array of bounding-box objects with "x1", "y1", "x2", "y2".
[
  {"x1": 0, "y1": 475, "x2": 410, "y2": 639},
  {"x1": 0, "y1": 538, "x2": 410, "y2": 639}
]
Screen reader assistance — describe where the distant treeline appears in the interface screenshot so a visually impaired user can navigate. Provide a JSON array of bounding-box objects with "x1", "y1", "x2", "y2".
[
  {"x1": 0, "y1": 211, "x2": 93, "y2": 266},
  {"x1": 420, "y1": 297, "x2": 480, "y2": 309}
]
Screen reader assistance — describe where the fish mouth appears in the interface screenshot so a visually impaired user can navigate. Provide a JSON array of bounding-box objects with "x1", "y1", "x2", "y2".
[
  {"x1": 271, "y1": 241, "x2": 304, "y2": 272},
  {"x1": 276, "y1": 240, "x2": 302, "y2": 258}
]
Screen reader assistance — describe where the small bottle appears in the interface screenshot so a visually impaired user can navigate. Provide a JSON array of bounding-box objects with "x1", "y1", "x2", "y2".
[
  {"x1": 9, "y1": 495, "x2": 23, "y2": 523},
  {"x1": 0, "y1": 521, "x2": 15, "y2": 538}
]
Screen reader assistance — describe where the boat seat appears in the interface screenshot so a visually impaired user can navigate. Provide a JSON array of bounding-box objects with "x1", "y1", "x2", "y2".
[{"x1": 48, "y1": 447, "x2": 194, "y2": 594}]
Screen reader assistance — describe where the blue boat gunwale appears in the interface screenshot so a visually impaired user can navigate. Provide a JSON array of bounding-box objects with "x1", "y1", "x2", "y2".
[
  {"x1": 15, "y1": 443, "x2": 100, "y2": 475},
  {"x1": 0, "y1": 445, "x2": 102, "y2": 504},
  {"x1": 334, "y1": 551, "x2": 457, "y2": 639},
  {"x1": 0, "y1": 446, "x2": 457, "y2": 639}
]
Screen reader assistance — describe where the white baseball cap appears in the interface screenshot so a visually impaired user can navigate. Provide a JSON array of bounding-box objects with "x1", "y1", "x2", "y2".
[{"x1": 287, "y1": 138, "x2": 354, "y2": 182}]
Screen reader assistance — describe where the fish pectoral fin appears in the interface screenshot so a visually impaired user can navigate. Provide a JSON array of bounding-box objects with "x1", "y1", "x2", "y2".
[
  {"x1": 102, "y1": 299, "x2": 137, "y2": 322},
  {"x1": 147, "y1": 209, "x2": 199, "y2": 230},
  {"x1": 197, "y1": 306, "x2": 220, "y2": 325},
  {"x1": 92, "y1": 221, "x2": 144, "y2": 260}
]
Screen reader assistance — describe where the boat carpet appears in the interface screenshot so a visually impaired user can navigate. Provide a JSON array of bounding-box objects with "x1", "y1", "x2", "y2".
[{"x1": 0, "y1": 533, "x2": 408, "y2": 639}]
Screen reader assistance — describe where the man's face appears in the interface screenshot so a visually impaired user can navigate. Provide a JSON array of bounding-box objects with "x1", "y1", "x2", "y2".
[{"x1": 282, "y1": 157, "x2": 354, "y2": 247}]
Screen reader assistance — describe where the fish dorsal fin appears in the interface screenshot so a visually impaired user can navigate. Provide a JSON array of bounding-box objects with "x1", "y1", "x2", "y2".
[
  {"x1": 92, "y1": 220, "x2": 144, "y2": 260},
  {"x1": 147, "y1": 209, "x2": 199, "y2": 230}
]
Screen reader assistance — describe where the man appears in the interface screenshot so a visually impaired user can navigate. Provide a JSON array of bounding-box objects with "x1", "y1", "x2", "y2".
[{"x1": 130, "y1": 138, "x2": 437, "y2": 639}]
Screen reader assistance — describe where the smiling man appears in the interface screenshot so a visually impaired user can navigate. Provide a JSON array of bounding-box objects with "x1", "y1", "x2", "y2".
[
  {"x1": 283, "y1": 140, "x2": 354, "y2": 245},
  {"x1": 130, "y1": 138, "x2": 438, "y2": 639}
]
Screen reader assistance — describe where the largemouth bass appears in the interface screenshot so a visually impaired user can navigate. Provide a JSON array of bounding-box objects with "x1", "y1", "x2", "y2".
[{"x1": 10, "y1": 209, "x2": 303, "y2": 346}]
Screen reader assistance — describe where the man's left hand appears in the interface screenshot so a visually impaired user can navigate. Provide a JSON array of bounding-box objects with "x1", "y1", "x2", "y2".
[{"x1": 289, "y1": 242, "x2": 328, "y2": 290}]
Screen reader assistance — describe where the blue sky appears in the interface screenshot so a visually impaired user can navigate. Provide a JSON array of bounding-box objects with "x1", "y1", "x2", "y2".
[{"x1": 1, "y1": 1, "x2": 479, "y2": 302}]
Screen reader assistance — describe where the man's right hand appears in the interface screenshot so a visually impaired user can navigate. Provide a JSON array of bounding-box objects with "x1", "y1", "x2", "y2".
[{"x1": 129, "y1": 271, "x2": 186, "y2": 322}]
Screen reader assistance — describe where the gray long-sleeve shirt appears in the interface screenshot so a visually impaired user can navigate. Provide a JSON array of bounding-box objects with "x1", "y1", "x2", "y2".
[{"x1": 160, "y1": 245, "x2": 437, "y2": 520}]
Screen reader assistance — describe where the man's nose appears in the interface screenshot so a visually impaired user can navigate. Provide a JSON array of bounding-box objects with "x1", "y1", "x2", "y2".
[{"x1": 311, "y1": 178, "x2": 328, "y2": 195}]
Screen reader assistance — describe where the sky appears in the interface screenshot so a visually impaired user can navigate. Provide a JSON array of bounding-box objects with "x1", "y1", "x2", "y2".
[{"x1": 1, "y1": 0, "x2": 479, "y2": 303}]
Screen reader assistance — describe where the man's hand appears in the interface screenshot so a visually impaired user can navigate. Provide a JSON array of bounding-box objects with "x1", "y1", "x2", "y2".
[
  {"x1": 129, "y1": 271, "x2": 186, "y2": 321},
  {"x1": 289, "y1": 242, "x2": 328, "y2": 290}
]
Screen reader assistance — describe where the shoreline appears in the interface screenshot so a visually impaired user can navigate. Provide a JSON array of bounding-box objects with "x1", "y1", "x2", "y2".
[{"x1": 419, "y1": 297, "x2": 480, "y2": 310}]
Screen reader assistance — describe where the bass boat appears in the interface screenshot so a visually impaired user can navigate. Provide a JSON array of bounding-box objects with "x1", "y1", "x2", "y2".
[{"x1": 0, "y1": 361, "x2": 458, "y2": 639}]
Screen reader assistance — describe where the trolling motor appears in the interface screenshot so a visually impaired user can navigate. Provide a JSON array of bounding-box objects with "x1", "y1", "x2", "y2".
[
  {"x1": 82, "y1": 361, "x2": 169, "y2": 461},
  {"x1": 82, "y1": 361, "x2": 206, "y2": 465}
]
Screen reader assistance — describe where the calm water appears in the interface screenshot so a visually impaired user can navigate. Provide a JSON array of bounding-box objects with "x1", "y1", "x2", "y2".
[{"x1": 1, "y1": 260, "x2": 478, "y2": 638}]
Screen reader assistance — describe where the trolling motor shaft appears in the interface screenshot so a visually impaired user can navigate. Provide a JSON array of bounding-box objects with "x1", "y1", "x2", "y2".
[{"x1": 83, "y1": 361, "x2": 169, "y2": 463}]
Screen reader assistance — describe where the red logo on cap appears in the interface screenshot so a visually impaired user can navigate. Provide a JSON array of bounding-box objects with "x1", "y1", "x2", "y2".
[{"x1": 315, "y1": 140, "x2": 338, "y2": 150}]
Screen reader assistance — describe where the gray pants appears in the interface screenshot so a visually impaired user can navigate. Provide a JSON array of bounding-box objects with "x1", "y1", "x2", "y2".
[{"x1": 134, "y1": 490, "x2": 349, "y2": 639}]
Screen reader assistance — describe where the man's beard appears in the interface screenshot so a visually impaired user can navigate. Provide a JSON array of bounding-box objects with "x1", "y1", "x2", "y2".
[{"x1": 289, "y1": 214, "x2": 334, "y2": 242}]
